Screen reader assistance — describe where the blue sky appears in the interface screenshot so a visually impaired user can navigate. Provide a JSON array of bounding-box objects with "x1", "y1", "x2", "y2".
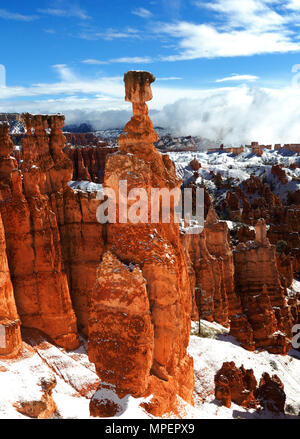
[{"x1": 1, "y1": 0, "x2": 300, "y2": 143}]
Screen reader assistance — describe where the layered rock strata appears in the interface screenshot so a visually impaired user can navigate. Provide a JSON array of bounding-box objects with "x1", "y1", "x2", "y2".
[
  {"x1": 0, "y1": 212, "x2": 22, "y2": 358},
  {"x1": 88, "y1": 71, "x2": 194, "y2": 417},
  {"x1": 64, "y1": 144, "x2": 118, "y2": 183},
  {"x1": 231, "y1": 219, "x2": 293, "y2": 354},
  {"x1": 181, "y1": 206, "x2": 240, "y2": 326},
  {"x1": 0, "y1": 115, "x2": 79, "y2": 349},
  {"x1": 55, "y1": 187, "x2": 104, "y2": 335}
]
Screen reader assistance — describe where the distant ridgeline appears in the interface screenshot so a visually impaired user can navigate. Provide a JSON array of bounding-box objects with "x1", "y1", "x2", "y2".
[{"x1": 1, "y1": 113, "x2": 300, "y2": 156}]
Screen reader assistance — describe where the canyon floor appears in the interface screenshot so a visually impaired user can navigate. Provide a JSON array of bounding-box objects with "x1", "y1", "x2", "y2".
[{"x1": 0, "y1": 319, "x2": 299, "y2": 419}]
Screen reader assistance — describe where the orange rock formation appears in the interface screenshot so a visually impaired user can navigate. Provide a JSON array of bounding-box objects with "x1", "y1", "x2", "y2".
[
  {"x1": 0, "y1": 80, "x2": 296, "y2": 418},
  {"x1": 56, "y1": 187, "x2": 104, "y2": 335},
  {"x1": 0, "y1": 115, "x2": 79, "y2": 350},
  {"x1": 0, "y1": 122, "x2": 22, "y2": 358},
  {"x1": 182, "y1": 205, "x2": 240, "y2": 326},
  {"x1": 215, "y1": 362, "x2": 257, "y2": 409},
  {"x1": 231, "y1": 219, "x2": 293, "y2": 354},
  {"x1": 88, "y1": 71, "x2": 194, "y2": 417},
  {"x1": 0, "y1": 212, "x2": 22, "y2": 358},
  {"x1": 255, "y1": 372, "x2": 286, "y2": 413},
  {"x1": 215, "y1": 362, "x2": 286, "y2": 413},
  {"x1": 64, "y1": 143, "x2": 118, "y2": 183}
]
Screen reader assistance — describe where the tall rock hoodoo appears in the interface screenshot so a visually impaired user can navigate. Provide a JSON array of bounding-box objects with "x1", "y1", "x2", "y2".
[
  {"x1": 0, "y1": 122, "x2": 17, "y2": 191},
  {"x1": 0, "y1": 211, "x2": 22, "y2": 358},
  {"x1": 181, "y1": 205, "x2": 240, "y2": 326},
  {"x1": 0, "y1": 123, "x2": 23, "y2": 357},
  {"x1": 56, "y1": 186, "x2": 104, "y2": 336},
  {"x1": 231, "y1": 219, "x2": 293, "y2": 354},
  {"x1": 88, "y1": 71, "x2": 194, "y2": 417},
  {"x1": 0, "y1": 115, "x2": 79, "y2": 350}
]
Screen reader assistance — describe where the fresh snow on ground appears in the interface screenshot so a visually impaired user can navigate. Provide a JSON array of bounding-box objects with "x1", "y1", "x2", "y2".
[
  {"x1": 291, "y1": 278, "x2": 300, "y2": 293},
  {"x1": 169, "y1": 148, "x2": 300, "y2": 203},
  {"x1": 287, "y1": 278, "x2": 300, "y2": 298},
  {"x1": 68, "y1": 180, "x2": 103, "y2": 193},
  {"x1": 0, "y1": 321, "x2": 298, "y2": 419},
  {"x1": 184, "y1": 321, "x2": 300, "y2": 419}
]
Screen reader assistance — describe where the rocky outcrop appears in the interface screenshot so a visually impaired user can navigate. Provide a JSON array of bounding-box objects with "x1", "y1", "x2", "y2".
[
  {"x1": 0, "y1": 212, "x2": 22, "y2": 358},
  {"x1": 0, "y1": 123, "x2": 22, "y2": 358},
  {"x1": 267, "y1": 206, "x2": 300, "y2": 277},
  {"x1": 231, "y1": 219, "x2": 293, "y2": 354},
  {"x1": 287, "y1": 189, "x2": 300, "y2": 205},
  {"x1": 255, "y1": 372, "x2": 286, "y2": 413},
  {"x1": 0, "y1": 115, "x2": 79, "y2": 350},
  {"x1": 276, "y1": 253, "x2": 294, "y2": 290},
  {"x1": 236, "y1": 225, "x2": 255, "y2": 243},
  {"x1": 205, "y1": 208, "x2": 241, "y2": 319},
  {"x1": 14, "y1": 376, "x2": 57, "y2": 419},
  {"x1": 0, "y1": 122, "x2": 17, "y2": 192},
  {"x1": 0, "y1": 84, "x2": 297, "y2": 419},
  {"x1": 229, "y1": 314, "x2": 255, "y2": 351},
  {"x1": 271, "y1": 165, "x2": 288, "y2": 185},
  {"x1": 182, "y1": 205, "x2": 240, "y2": 326},
  {"x1": 221, "y1": 176, "x2": 282, "y2": 226},
  {"x1": 64, "y1": 144, "x2": 118, "y2": 183},
  {"x1": 289, "y1": 293, "x2": 300, "y2": 328},
  {"x1": 215, "y1": 362, "x2": 286, "y2": 413},
  {"x1": 214, "y1": 362, "x2": 257, "y2": 409},
  {"x1": 219, "y1": 175, "x2": 300, "y2": 279},
  {"x1": 89, "y1": 252, "x2": 154, "y2": 399},
  {"x1": 181, "y1": 226, "x2": 223, "y2": 324},
  {"x1": 88, "y1": 71, "x2": 194, "y2": 417},
  {"x1": 54, "y1": 187, "x2": 104, "y2": 336},
  {"x1": 189, "y1": 156, "x2": 201, "y2": 171},
  {"x1": 225, "y1": 191, "x2": 241, "y2": 212},
  {"x1": 64, "y1": 132, "x2": 105, "y2": 147}
]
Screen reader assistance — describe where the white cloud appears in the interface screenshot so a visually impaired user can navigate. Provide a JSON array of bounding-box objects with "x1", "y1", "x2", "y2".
[
  {"x1": 150, "y1": 85, "x2": 300, "y2": 145},
  {"x1": 216, "y1": 74, "x2": 259, "y2": 83},
  {"x1": 52, "y1": 64, "x2": 78, "y2": 82},
  {"x1": 161, "y1": 21, "x2": 300, "y2": 60},
  {"x1": 3, "y1": 85, "x2": 300, "y2": 145},
  {"x1": 82, "y1": 57, "x2": 153, "y2": 65},
  {"x1": 160, "y1": 0, "x2": 300, "y2": 59},
  {"x1": 132, "y1": 8, "x2": 152, "y2": 18},
  {"x1": 37, "y1": 6, "x2": 89, "y2": 20},
  {"x1": 82, "y1": 59, "x2": 109, "y2": 65},
  {"x1": 286, "y1": 0, "x2": 300, "y2": 10},
  {"x1": 200, "y1": 0, "x2": 286, "y2": 32},
  {"x1": 81, "y1": 28, "x2": 140, "y2": 40},
  {"x1": 0, "y1": 8, "x2": 38, "y2": 21},
  {"x1": 0, "y1": 67, "x2": 124, "y2": 101},
  {"x1": 109, "y1": 57, "x2": 153, "y2": 64}
]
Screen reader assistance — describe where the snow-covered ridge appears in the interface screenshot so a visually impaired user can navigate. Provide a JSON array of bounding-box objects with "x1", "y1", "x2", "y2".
[
  {"x1": 68, "y1": 181, "x2": 103, "y2": 193},
  {"x1": 169, "y1": 148, "x2": 300, "y2": 203}
]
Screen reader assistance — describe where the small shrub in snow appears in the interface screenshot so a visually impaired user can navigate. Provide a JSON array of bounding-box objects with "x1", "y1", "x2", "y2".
[
  {"x1": 285, "y1": 404, "x2": 297, "y2": 415},
  {"x1": 269, "y1": 360, "x2": 278, "y2": 370}
]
